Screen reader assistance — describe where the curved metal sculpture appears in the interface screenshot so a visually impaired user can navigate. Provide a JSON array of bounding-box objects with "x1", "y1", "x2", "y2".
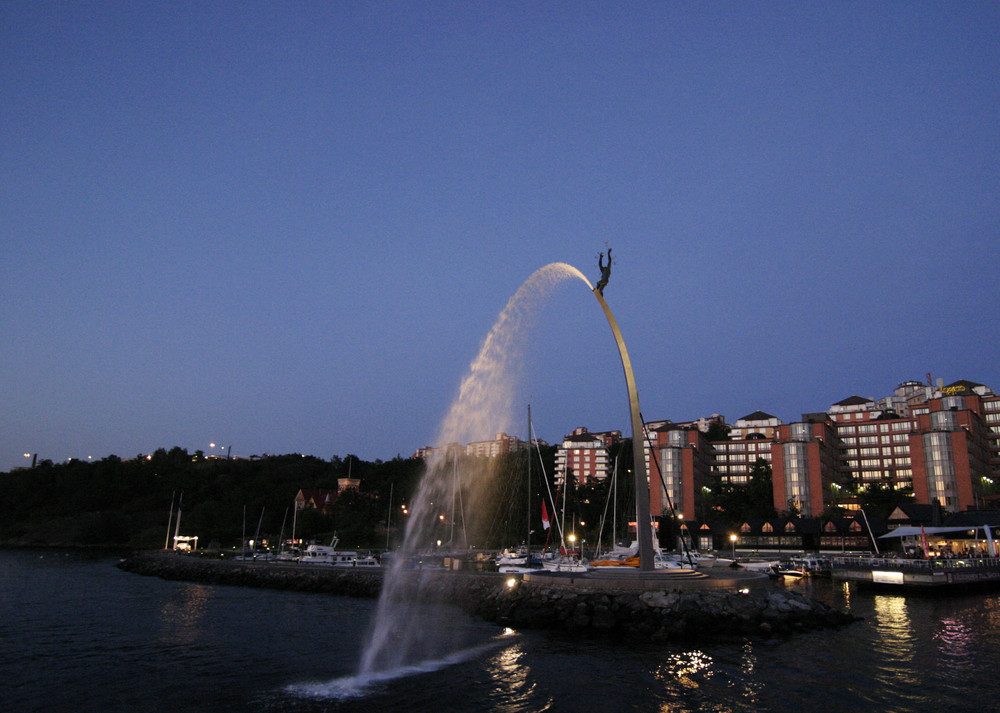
[{"x1": 592, "y1": 251, "x2": 656, "y2": 570}]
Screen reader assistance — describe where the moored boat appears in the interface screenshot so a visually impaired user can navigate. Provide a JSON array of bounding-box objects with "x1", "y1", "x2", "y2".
[{"x1": 300, "y1": 537, "x2": 380, "y2": 567}]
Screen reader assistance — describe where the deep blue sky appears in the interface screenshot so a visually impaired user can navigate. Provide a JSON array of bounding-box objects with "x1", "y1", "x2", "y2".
[{"x1": 3, "y1": 2, "x2": 998, "y2": 470}]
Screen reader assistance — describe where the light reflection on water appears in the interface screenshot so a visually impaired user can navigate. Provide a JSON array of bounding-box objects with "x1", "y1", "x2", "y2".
[
  {"x1": 158, "y1": 582, "x2": 212, "y2": 647},
  {"x1": 10, "y1": 551, "x2": 1000, "y2": 713},
  {"x1": 870, "y1": 594, "x2": 919, "y2": 688},
  {"x1": 483, "y1": 633, "x2": 552, "y2": 713}
]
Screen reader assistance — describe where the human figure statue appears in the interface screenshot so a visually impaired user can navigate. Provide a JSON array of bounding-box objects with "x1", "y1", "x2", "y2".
[{"x1": 595, "y1": 248, "x2": 612, "y2": 295}]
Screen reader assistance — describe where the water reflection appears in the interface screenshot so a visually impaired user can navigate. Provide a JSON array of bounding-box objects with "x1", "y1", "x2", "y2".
[
  {"x1": 158, "y1": 582, "x2": 212, "y2": 647},
  {"x1": 485, "y1": 633, "x2": 549, "y2": 713},
  {"x1": 870, "y1": 594, "x2": 919, "y2": 690},
  {"x1": 655, "y1": 649, "x2": 713, "y2": 689},
  {"x1": 738, "y1": 640, "x2": 762, "y2": 706},
  {"x1": 934, "y1": 617, "x2": 974, "y2": 652}
]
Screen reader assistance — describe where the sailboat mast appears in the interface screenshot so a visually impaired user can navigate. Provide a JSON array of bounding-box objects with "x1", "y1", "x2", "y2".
[
  {"x1": 612, "y1": 456, "x2": 618, "y2": 549},
  {"x1": 526, "y1": 404, "x2": 532, "y2": 555},
  {"x1": 164, "y1": 491, "x2": 175, "y2": 551},
  {"x1": 172, "y1": 491, "x2": 183, "y2": 550},
  {"x1": 386, "y1": 482, "x2": 393, "y2": 552},
  {"x1": 450, "y1": 459, "x2": 457, "y2": 547}
]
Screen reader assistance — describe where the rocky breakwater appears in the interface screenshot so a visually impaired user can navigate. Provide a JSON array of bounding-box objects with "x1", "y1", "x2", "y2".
[
  {"x1": 117, "y1": 553, "x2": 857, "y2": 642},
  {"x1": 116, "y1": 552, "x2": 382, "y2": 598},
  {"x1": 466, "y1": 578, "x2": 859, "y2": 641}
]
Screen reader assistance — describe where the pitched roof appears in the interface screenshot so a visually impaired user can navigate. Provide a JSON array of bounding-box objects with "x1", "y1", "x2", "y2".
[
  {"x1": 738, "y1": 410, "x2": 777, "y2": 422},
  {"x1": 296, "y1": 488, "x2": 338, "y2": 512},
  {"x1": 564, "y1": 432, "x2": 602, "y2": 444},
  {"x1": 834, "y1": 395, "x2": 873, "y2": 406},
  {"x1": 888, "y1": 503, "x2": 936, "y2": 522}
]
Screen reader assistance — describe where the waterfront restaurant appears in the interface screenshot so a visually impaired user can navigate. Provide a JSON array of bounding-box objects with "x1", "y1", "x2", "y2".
[{"x1": 879, "y1": 525, "x2": 1000, "y2": 558}]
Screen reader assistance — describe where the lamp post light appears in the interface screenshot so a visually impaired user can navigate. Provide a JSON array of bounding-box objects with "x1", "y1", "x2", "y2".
[
  {"x1": 568, "y1": 533, "x2": 577, "y2": 561},
  {"x1": 730, "y1": 534, "x2": 738, "y2": 561}
]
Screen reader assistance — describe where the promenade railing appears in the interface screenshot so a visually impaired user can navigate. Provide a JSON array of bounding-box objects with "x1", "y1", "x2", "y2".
[{"x1": 831, "y1": 554, "x2": 1000, "y2": 573}]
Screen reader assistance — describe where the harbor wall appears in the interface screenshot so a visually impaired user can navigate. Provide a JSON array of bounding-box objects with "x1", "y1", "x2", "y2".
[{"x1": 116, "y1": 553, "x2": 857, "y2": 641}]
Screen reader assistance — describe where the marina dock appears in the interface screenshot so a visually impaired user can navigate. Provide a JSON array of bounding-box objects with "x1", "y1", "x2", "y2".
[{"x1": 831, "y1": 555, "x2": 1000, "y2": 588}]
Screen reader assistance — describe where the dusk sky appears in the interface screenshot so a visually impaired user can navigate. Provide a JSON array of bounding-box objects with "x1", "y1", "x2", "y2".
[{"x1": 3, "y1": 2, "x2": 999, "y2": 471}]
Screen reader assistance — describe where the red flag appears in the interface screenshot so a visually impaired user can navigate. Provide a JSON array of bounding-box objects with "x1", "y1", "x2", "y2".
[
  {"x1": 921, "y1": 525, "x2": 930, "y2": 559},
  {"x1": 541, "y1": 500, "x2": 551, "y2": 530}
]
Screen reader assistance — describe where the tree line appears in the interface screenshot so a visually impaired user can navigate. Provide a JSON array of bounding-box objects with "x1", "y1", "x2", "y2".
[{"x1": 0, "y1": 444, "x2": 916, "y2": 552}]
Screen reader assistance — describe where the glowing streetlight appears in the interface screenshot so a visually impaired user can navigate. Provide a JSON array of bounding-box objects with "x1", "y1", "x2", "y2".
[{"x1": 730, "y1": 533, "x2": 738, "y2": 560}]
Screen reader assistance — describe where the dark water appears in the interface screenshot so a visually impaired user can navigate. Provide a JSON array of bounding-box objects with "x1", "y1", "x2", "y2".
[{"x1": 3, "y1": 550, "x2": 999, "y2": 713}]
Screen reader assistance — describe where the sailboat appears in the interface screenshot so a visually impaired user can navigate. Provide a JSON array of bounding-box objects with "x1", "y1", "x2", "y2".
[
  {"x1": 538, "y1": 417, "x2": 589, "y2": 573},
  {"x1": 497, "y1": 406, "x2": 544, "y2": 573}
]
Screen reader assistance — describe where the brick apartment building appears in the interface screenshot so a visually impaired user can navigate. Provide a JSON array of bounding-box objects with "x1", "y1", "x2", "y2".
[
  {"x1": 645, "y1": 378, "x2": 1000, "y2": 521},
  {"x1": 553, "y1": 426, "x2": 622, "y2": 485}
]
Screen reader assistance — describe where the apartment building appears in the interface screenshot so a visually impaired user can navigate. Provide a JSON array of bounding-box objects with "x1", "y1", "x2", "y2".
[
  {"x1": 553, "y1": 426, "x2": 621, "y2": 485},
  {"x1": 642, "y1": 377, "x2": 999, "y2": 522}
]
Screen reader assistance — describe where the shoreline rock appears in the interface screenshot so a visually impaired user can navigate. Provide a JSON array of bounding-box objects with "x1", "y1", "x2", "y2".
[{"x1": 117, "y1": 552, "x2": 858, "y2": 641}]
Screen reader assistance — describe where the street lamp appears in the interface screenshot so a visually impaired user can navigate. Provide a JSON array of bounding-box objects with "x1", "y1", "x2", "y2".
[
  {"x1": 730, "y1": 534, "x2": 738, "y2": 560},
  {"x1": 568, "y1": 533, "x2": 577, "y2": 561}
]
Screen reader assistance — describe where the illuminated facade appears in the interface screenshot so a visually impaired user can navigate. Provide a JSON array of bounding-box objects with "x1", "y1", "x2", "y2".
[
  {"x1": 464, "y1": 432, "x2": 523, "y2": 458},
  {"x1": 647, "y1": 425, "x2": 712, "y2": 521},
  {"x1": 554, "y1": 426, "x2": 621, "y2": 485},
  {"x1": 642, "y1": 378, "x2": 1000, "y2": 520}
]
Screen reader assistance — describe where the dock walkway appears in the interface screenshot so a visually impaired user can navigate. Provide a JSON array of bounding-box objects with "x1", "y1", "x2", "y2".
[{"x1": 831, "y1": 555, "x2": 1000, "y2": 587}]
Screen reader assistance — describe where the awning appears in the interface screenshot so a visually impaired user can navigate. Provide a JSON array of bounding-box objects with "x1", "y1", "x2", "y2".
[{"x1": 879, "y1": 526, "x2": 990, "y2": 539}]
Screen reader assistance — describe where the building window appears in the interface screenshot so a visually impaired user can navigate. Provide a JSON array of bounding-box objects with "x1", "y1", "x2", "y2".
[
  {"x1": 942, "y1": 396, "x2": 964, "y2": 411},
  {"x1": 931, "y1": 411, "x2": 958, "y2": 432},
  {"x1": 668, "y1": 430, "x2": 687, "y2": 447},
  {"x1": 923, "y1": 431, "x2": 958, "y2": 510},
  {"x1": 659, "y1": 447, "x2": 684, "y2": 514},
  {"x1": 782, "y1": 442, "x2": 811, "y2": 516},
  {"x1": 790, "y1": 423, "x2": 812, "y2": 441}
]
